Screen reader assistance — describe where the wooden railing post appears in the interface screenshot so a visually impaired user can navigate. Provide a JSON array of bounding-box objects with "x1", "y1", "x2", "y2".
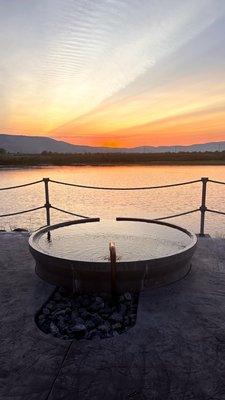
[
  {"x1": 43, "y1": 178, "x2": 51, "y2": 226},
  {"x1": 199, "y1": 177, "x2": 208, "y2": 236}
]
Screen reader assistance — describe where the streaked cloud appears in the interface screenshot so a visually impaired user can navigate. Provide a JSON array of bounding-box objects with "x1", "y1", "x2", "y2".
[{"x1": 0, "y1": 0, "x2": 225, "y2": 145}]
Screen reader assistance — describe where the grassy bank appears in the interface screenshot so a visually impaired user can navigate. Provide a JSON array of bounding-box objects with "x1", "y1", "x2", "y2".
[{"x1": 1, "y1": 151, "x2": 225, "y2": 166}]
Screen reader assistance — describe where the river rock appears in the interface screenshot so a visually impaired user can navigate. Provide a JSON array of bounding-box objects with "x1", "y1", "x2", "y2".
[
  {"x1": 90, "y1": 300, "x2": 104, "y2": 312},
  {"x1": 110, "y1": 312, "x2": 123, "y2": 324},
  {"x1": 124, "y1": 316, "x2": 130, "y2": 327},
  {"x1": 69, "y1": 323, "x2": 87, "y2": 339},
  {"x1": 75, "y1": 317, "x2": 85, "y2": 325},
  {"x1": 85, "y1": 320, "x2": 96, "y2": 331},
  {"x1": 95, "y1": 296, "x2": 104, "y2": 303},
  {"x1": 119, "y1": 295, "x2": 125, "y2": 303},
  {"x1": 46, "y1": 300, "x2": 55, "y2": 310},
  {"x1": 124, "y1": 292, "x2": 132, "y2": 302},
  {"x1": 70, "y1": 323, "x2": 86, "y2": 332},
  {"x1": 57, "y1": 316, "x2": 67, "y2": 331},
  {"x1": 50, "y1": 322, "x2": 59, "y2": 335},
  {"x1": 42, "y1": 307, "x2": 50, "y2": 315},
  {"x1": 98, "y1": 323, "x2": 110, "y2": 333},
  {"x1": 102, "y1": 305, "x2": 112, "y2": 315},
  {"x1": 86, "y1": 329, "x2": 98, "y2": 340},
  {"x1": 54, "y1": 308, "x2": 70, "y2": 318},
  {"x1": 36, "y1": 287, "x2": 138, "y2": 341},
  {"x1": 71, "y1": 311, "x2": 79, "y2": 321},
  {"x1": 40, "y1": 321, "x2": 50, "y2": 334},
  {"x1": 82, "y1": 298, "x2": 90, "y2": 308},
  {"x1": 79, "y1": 309, "x2": 90, "y2": 320},
  {"x1": 99, "y1": 292, "x2": 110, "y2": 301},
  {"x1": 54, "y1": 292, "x2": 62, "y2": 301},
  {"x1": 61, "y1": 335, "x2": 70, "y2": 340},
  {"x1": 129, "y1": 314, "x2": 137, "y2": 325},
  {"x1": 130, "y1": 305, "x2": 137, "y2": 313},
  {"x1": 119, "y1": 304, "x2": 127, "y2": 315},
  {"x1": 112, "y1": 330, "x2": 120, "y2": 337},
  {"x1": 90, "y1": 313, "x2": 103, "y2": 327},
  {"x1": 112, "y1": 323, "x2": 122, "y2": 331}
]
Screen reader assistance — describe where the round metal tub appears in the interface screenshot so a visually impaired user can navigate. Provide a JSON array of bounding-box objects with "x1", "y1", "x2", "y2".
[{"x1": 29, "y1": 217, "x2": 197, "y2": 293}]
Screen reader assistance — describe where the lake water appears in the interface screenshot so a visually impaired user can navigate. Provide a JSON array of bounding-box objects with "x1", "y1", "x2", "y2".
[{"x1": 0, "y1": 165, "x2": 225, "y2": 236}]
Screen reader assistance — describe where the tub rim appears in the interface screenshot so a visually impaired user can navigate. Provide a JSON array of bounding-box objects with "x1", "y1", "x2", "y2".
[{"x1": 29, "y1": 217, "x2": 197, "y2": 269}]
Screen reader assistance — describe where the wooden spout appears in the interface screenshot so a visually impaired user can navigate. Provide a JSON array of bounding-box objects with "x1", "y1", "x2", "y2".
[{"x1": 109, "y1": 242, "x2": 117, "y2": 298}]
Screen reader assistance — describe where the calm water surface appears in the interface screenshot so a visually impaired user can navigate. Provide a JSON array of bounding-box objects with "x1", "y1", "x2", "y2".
[
  {"x1": 36, "y1": 220, "x2": 190, "y2": 262},
  {"x1": 0, "y1": 165, "x2": 225, "y2": 236}
]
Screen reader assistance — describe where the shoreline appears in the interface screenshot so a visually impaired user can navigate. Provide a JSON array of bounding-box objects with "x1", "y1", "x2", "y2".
[
  {"x1": 1, "y1": 150, "x2": 225, "y2": 167},
  {"x1": 2, "y1": 161, "x2": 225, "y2": 168}
]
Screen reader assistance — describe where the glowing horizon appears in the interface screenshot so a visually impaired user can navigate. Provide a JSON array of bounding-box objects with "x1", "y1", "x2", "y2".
[{"x1": 1, "y1": 0, "x2": 225, "y2": 148}]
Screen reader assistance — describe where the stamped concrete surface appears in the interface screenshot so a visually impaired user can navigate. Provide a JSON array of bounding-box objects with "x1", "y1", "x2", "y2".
[{"x1": 1, "y1": 233, "x2": 225, "y2": 400}]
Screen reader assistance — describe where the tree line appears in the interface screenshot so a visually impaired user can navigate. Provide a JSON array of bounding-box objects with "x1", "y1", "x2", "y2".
[{"x1": 1, "y1": 150, "x2": 225, "y2": 166}]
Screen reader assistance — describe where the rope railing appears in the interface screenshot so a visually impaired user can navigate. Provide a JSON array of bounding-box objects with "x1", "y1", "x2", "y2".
[
  {"x1": 0, "y1": 179, "x2": 43, "y2": 191},
  {"x1": 51, "y1": 205, "x2": 89, "y2": 219},
  {"x1": 0, "y1": 176, "x2": 225, "y2": 236},
  {"x1": 0, "y1": 205, "x2": 45, "y2": 218},
  {"x1": 49, "y1": 178, "x2": 201, "y2": 190},
  {"x1": 208, "y1": 179, "x2": 225, "y2": 185},
  {"x1": 207, "y1": 208, "x2": 225, "y2": 216},
  {"x1": 153, "y1": 208, "x2": 199, "y2": 221}
]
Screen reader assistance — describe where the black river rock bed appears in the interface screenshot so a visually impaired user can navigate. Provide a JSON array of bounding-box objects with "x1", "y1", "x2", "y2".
[{"x1": 36, "y1": 288, "x2": 139, "y2": 340}]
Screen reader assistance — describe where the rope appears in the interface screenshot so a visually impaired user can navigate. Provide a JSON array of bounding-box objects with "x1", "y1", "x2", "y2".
[
  {"x1": 207, "y1": 208, "x2": 225, "y2": 216},
  {"x1": 51, "y1": 205, "x2": 89, "y2": 219},
  {"x1": 0, "y1": 205, "x2": 45, "y2": 218},
  {"x1": 209, "y1": 179, "x2": 225, "y2": 186},
  {"x1": 49, "y1": 178, "x2": 201, "y2": 191},
  {"x1": 0, "y1": 179, "x2": 43, "y2": 191},
  {"x1": 0, "y1": 177, "x2": 221, "y2": 226},
  {"x1": 153, "y1": 208, "x2": 199, "y2": 221}
]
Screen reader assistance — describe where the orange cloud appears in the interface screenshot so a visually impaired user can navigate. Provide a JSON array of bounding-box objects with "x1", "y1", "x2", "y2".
[{"x1": 51, "y1": 77, "x2": 225, "y2": 147}]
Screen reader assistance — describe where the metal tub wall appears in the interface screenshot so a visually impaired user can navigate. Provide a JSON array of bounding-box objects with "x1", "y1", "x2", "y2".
[
  {"x1": 31, "y1": 242, "x2": 196, "y2": 294},
  {"x1": 143, "y1": 244, "x2": 196, "y2": 288},
  {"x1": 31, "y1": 248, "x2": 146, "y2": 294},
  {"x1": 29, "y1": 217, "x2": 197, "y2": 294}
]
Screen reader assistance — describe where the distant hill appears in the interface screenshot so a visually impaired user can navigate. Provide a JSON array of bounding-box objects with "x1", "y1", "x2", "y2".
[
  {"x1": 0, "y1": 134, "x2": 108, "y2": 154},
  {"x1": 0, "y1": 133, "x2": 225, "y2": 154}
]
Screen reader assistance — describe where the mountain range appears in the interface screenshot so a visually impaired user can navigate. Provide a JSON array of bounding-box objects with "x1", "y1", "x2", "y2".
[{"x1": 0, "y1": 133, "x2": 225, "y2": 154}]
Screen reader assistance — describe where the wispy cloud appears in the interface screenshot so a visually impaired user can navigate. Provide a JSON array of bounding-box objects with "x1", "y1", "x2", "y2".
[
  {"x1": 0, "y1": 0, "x2": 225, "y2": 144},
  {"x1": 44, "y1": 0, "x2": 225, "y2": 122}
]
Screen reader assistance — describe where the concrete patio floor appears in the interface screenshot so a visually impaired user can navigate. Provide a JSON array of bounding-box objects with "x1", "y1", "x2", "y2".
[{"x1": 1, "y1": 232, "x2": 225, "y2": 400}]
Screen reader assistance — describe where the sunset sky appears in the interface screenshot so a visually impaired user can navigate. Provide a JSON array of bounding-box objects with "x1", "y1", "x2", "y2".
[{"x1": 0, "y1": 0, "x2": 225, "y2": 147}]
